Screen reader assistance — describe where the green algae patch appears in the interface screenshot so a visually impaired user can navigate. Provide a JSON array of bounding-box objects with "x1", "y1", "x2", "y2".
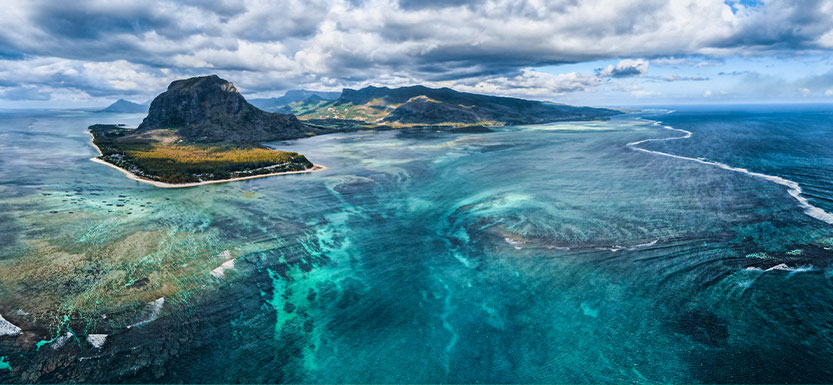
[
  {"x1": 0, "y1": 356, "x2": 11, "y2": 371},
  {"x1": 34, "y1": 335, "x2": 58, "y2": 351},
  {"x1": 745, "y1": 252, "x2": 770, "y2": 259}
]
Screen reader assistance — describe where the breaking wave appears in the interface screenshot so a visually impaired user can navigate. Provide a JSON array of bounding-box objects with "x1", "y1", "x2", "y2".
[{"x1": 628, "y1": 121, "x2": 833, "y2": 225}]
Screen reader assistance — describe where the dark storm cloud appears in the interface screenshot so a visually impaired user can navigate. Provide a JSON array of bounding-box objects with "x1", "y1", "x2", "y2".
[
  {"x1": 412, "y1": 64, "x2": 522, "y2": 82},
  {"x1": 32, "y1": 2, "x2": 182, "y2": 40},
  {"x1": 717, "y1": 0, "x2": 833, "y2": 50}
]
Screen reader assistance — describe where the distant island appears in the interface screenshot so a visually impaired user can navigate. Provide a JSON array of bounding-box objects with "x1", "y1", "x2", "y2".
[
  {"x1": 99, "y1": 98, "x2": 149, "y2": 113},
  {"x1": 89, "y1": 74, "x2": 618, "y2": 187}
]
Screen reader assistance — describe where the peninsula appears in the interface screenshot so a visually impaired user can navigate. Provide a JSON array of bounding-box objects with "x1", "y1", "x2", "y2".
[
  {"x1": 89, "y1": 75, "x2": 325, "y2": 186},
  {"x1": 89, "y1": 75, "x2": 618, "y2": 187}
]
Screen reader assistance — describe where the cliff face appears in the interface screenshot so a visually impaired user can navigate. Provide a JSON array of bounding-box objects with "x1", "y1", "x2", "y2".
[{"x1": 138, "y1": 75, "x2": 316, "y2": 144}]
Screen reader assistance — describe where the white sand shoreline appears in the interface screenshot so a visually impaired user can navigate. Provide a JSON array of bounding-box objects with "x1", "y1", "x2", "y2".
[{"x1": 87, "y1": 131, "x2": 326, "y2": 188}]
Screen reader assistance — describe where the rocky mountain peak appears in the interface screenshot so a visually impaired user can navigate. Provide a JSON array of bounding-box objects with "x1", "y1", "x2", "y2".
[{"x1": 137, "y1": 75, "x2": 318, "y2": 144}]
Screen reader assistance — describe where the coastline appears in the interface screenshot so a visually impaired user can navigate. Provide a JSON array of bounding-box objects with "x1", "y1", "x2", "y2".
[{"x1": 87, "y1": 131, "x2": 326, "y2": 188}]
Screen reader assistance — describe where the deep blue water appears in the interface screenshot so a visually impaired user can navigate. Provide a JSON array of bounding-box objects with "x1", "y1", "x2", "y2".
[{"x1": 1, "y1": 106, "x2": 833, "y2": 383}]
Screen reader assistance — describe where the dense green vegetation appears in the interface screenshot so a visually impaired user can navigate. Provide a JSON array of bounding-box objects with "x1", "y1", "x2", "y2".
[{"x1": 90, "y1": 125, "x2": 313, "y2": 184}]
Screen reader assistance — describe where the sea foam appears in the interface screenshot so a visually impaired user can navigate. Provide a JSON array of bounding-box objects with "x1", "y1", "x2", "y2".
[
  {"x1": 87, "y1": 334, "x2": 107, "y2": 349},
  {"x1": 628, "y1": 122, "x2": 833, "y2": 225},
  {"x1": 211, "y1": 250, "x2": 236, "y2": 278},
  {"x1": 51, "y1": 332, "x2": 73, "y2": 350},
  {"x1": 128, "y1": 297, "x2": 165, "y2": 328},
  {"x1": 0, "y1": 314, "x2": 22, "y2": 337}
]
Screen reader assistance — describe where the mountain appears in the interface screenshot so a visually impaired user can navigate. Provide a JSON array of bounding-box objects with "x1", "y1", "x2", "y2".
[
  {"x1": 249, "y1": 89, "x2": 341, "y2": 112},
  {"x1": 89, "y1": 75, "x2": 319, "y2": 184},
  {"x1": 298, "y1": 85, "x2": 619, "y2": 127},
  {"x1": 137, "y1": 75, "x2": 321, "y2": 144},
  {"x1": 99, "y1": 99, "x2": 148, "y2": 113}
]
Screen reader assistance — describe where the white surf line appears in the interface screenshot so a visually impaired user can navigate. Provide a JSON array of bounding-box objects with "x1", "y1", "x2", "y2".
[{"x1": 627, "y1": 121, "x2": 833, "y2": 225}]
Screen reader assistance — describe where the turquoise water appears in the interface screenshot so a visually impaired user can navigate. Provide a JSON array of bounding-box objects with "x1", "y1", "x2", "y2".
[{"x1": 1, "y1": 106, "x2": 833, "y2": 382}]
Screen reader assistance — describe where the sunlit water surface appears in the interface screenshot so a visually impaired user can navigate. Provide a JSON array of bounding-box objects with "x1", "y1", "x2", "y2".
[{"x1": 1, "y1": 106, "x2": 833, "y2": 383}]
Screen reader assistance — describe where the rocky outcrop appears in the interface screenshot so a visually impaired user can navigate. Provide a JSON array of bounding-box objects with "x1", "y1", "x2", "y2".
[{"x1": 137, "y1": 75, "x2": 317, "y2": 144}]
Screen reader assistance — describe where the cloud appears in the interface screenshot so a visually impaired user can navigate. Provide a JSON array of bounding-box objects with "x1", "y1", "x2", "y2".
[
  {"x1": 797, "y1": 69, "x2": 833, "y2": 92},
  {"x1": 438, "y1": 69, "x2": 603, "y2": 98},
  {"x1": 664, "y1": 75, "x2": 708, "y2": 81},
  {"x1": 651, "y1": 57, "x2": 724, "y2": 67},
  {"x1": 0, "y1": 57, "x2": 175, "y2": 97},
  {"x1": 631, "y1": 89, "x2": 658, "y2": 97},
  {"x1": 718, "y1": 70, "x2": 754, "y2": 76},
  {"x1": 0, "y1": 86, "x2": 51, "y2": 100},
  {"x1": 717, "y1": 0, "x2": 833, "y2": 51},
  {"x1": 720, "y1": 70, "x2": 833, "y2": 99},
  {"x1": 0, "y1": 0, "x2": 832, "y2": 103},
  {"x1": 597, "y1": 59, "x2": 650, "y2": 78}
]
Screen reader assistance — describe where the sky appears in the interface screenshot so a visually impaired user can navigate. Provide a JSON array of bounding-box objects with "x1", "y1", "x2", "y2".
[{"x1": 0, "y1": 0, "x2": 832, "y2": 108}]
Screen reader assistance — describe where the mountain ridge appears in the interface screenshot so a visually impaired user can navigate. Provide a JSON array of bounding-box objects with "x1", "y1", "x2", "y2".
[
  {"x1": 249, "y1": 89, "x2": 340, "y2": 112},
  {"x1": 296, "y1": 84, "x2": 619, "y2": 127}
]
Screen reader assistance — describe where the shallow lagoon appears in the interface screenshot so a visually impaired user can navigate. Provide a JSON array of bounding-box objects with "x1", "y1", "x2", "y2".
[{"x1": 1, "y1": 107, "x2": 833, "y2": 382}]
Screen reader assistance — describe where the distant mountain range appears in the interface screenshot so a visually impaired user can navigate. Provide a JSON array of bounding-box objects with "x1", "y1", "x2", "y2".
[
  {"x1": 102, "y1": 78, "x2": 618, "y2": 137},
  {"x1": 249, "y1": 90, "x2": 341, "y2": 113},
  {"x1": 99, "y1": 99, "x2": 148, "y2": 113},
  {"x1": 305, "y1": 85, "x2": 618, "y2": 126},
  {"x1": 251, "y1": 85, "x2": 619, "y2": 129}
]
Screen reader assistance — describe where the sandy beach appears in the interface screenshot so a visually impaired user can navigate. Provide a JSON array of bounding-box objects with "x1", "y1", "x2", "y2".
[{"x1": 87, "y1": 131, "x2": 326, "y2": 188}]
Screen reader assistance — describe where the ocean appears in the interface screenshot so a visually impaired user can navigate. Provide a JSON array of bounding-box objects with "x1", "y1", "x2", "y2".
[{"x1": 1, "y1": 105, "x2": 833, "y2": 382}]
